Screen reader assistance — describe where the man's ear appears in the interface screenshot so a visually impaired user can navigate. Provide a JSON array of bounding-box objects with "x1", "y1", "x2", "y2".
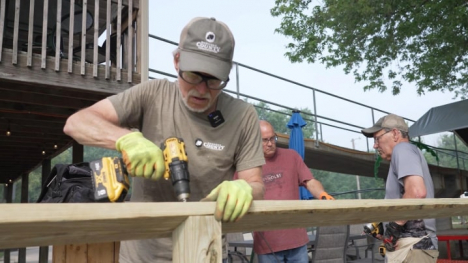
[
  {"x1": 393, "y1": 129, "x2": 400, "y2": 141},
  {"x1": 173, "y1": 55, "x2": 179, "y2": 71}
]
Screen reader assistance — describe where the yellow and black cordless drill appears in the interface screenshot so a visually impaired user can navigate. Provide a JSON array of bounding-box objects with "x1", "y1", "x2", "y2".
[
  {"x1": 90, "y1": 157, "x2": 130, "y2": 202},
  {"x1": 161, "y1": 137, "x2": 191, "y2": 202},
  {"x1": 363, "y1": 222, "x2": 386, "y2": 257},
  {"x1": 90, "y1": 138, "x2": 191, "y2": 202}
]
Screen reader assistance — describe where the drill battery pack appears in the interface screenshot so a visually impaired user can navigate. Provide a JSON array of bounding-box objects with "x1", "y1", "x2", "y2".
[{"x1": 90, "y1": 157, "x2": 130, "y2": 202}]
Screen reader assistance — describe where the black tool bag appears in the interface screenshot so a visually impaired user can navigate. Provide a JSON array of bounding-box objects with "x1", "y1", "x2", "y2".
[{"x1": 36, "y1": 162, "x2": 96, "y2": 203}]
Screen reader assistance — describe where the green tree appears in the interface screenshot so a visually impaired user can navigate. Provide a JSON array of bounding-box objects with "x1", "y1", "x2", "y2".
[
  {"x1": 424, "y1": 134, "x2": 468, "y2": 169},
  {"x1": 253, "y1": 101, "x2": 315, "y2": 138},
  {"x1": 271, "y1": 0, "x2": 468, "y2": 98}
]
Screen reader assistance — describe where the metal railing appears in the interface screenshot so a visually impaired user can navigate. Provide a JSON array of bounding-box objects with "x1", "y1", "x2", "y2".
[{"x1": 148, "y1": 35, "x2": 468, "y2": 172}]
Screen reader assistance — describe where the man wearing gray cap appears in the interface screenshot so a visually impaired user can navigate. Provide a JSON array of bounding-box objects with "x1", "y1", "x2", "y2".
[
  {"x1": 64, "y1": 17, "x2": 265, "y2": 262},
  {"x1": 361, "y1": 114, "x2": 438, "y2": 262}
]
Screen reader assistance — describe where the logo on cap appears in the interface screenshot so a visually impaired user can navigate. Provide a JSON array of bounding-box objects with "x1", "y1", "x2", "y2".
[{"x1": 206, "y1": 32, "x2": 215, "y2": 43}]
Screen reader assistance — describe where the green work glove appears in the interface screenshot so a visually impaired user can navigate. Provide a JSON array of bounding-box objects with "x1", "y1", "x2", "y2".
[
  {"x1": 202, "y1": 180, "x2": 253, "y2": 222},
  {"x1": 115, "y1": 132, "x2": 165, "y2": 180}
]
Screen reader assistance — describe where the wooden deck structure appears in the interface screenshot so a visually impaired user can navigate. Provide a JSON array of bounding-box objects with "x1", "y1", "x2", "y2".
[
  {"x1": 2, "y1": 199, "x2": 468, "y2": 262},
  {"x1": 0, "y1": 0, "x2": 147, "y2": 185}
]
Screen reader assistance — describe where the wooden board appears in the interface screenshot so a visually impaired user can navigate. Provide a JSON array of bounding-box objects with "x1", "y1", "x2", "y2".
[{"x1": 1, "y1": 199, "x2": 468, "y2": 249}]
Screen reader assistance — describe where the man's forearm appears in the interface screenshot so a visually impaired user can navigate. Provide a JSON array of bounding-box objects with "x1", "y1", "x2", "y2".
[
  {"x1": 306, "y1": 179, "x2": 326, "y2": 198},
  {"x1": 64, "y1": 110, "x2": 129, "y2": 149}
]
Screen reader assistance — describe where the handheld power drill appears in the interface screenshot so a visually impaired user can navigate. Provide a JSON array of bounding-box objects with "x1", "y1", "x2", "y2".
[
  {"x1": 363, "y1": 222, "x2": 386, "y2": 257},
  {"x1": 161, "y1": 137, "x2": 191, "y2": 202},
  {"x1": 90, "y1": 157, "x2": 130, "y2": 202}
]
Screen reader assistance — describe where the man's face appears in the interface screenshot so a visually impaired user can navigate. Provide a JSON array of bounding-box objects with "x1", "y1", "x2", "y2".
[
  {"x1": 261, "y1": 125, "x2": 277, "y2": 159},
  {"x1": 373, "y1": 129, "x2": 395, "y2": 161},
  {"x1": 174, "y1": 57, "x2": 223, "y2": 114},
  {"x1": 179, "y1": 78, "x2": 222, "y2": 113}
]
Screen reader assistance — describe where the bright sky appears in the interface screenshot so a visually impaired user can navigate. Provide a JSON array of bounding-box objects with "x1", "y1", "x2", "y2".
[{"x1": 147, "y1": 0, "x2": 460, "y2": 151}]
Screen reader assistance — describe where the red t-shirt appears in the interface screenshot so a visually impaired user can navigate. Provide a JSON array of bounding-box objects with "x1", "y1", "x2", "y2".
[{"x1": 235, "y1": 148, "x2": 315, "y2": 254}]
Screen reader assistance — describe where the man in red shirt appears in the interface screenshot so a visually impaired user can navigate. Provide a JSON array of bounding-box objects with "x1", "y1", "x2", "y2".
[{"x1": 240, "y1": 120, "x2": 334, "y2": 263}]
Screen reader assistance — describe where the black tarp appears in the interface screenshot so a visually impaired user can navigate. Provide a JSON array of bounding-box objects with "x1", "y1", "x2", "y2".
[{"x1": 409, "y1": 100, "x2": 468, "y2": 146}]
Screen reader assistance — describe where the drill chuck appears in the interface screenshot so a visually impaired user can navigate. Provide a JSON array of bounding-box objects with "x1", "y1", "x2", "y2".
[
  {"x1": 363, "y1": 222, "x2": 383, "y2": 236},
  {"x1": 162, "y1": 137, "x2": 191, "y2": 202},
  {"x1": 363, "y1": 223, "x2": 376, "y2": 235},
  {"x1": 169, "y1": 159, "x2": 190, "y2": 202}
]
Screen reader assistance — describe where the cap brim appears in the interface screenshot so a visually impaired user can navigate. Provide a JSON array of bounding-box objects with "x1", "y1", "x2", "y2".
[
  {"x1": 179, "y1": 50, "x2": 231, "y2": 81},
  {"x1": 361, "y1": 126, "x2": 382, "y2": 138}
]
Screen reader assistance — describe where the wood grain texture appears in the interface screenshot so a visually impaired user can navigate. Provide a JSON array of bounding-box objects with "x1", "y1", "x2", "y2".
[
  {"x1": 88, "y1": 242, "x2": 116, "y2": 263},
  {"x1": 172, "y1": 216, "x2": 222, "y2": 263},
  {"x1": 65, "y1": 244, "x2": 87, "y2": 263},
  {"x1": 1, "y1": 199, "x2": 468, "y2": 249}
]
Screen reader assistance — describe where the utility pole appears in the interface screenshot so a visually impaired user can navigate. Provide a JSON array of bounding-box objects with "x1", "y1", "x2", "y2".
[{"x1": 351, "y1": 138, "x2": 361, "y2": 199}]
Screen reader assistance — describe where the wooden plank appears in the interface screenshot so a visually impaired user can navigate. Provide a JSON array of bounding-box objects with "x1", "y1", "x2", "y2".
[
  {"x1": 93, "y1": 0, "x2": 99, "y2": 77},
  {"x1": 105, "y1": 0, "x2": 111, "y2": 79},
  {"x1": 41, "y1": 0, "x2": 49, "y2": 69},
  {"x1": 173, "y1": 216, "x2": 222, "y2": 263},
  {"x1": 127, "y1": 0, "x2": 132, "y2": 83},
  {"x1": 0, "y1": 84, "x2": 107, "y2": 101},
  {"x1": 55, "y1": 0, "x2": 63, "y2": 71},
  {"x1": 87, "y1": 242, "x2": 115, "y2": 262},
  {"x1": 68, "y1": 0, "x2": 75, "y2": 73},
  {"x1": 26, "y1": 0, "x2": 35, "y2": 67},
  {"x1": 0, "y1": 89, "x2": 96, "y2": 109},
  {"x1": 12, "y1": 0, "x2": 20, "y2": 64},
  {"x1": 1, "y1": 199, "x2": 468, "y2": 249},
  {"x1": 0, "y1": 50, "x2": 138, "y2": 93},
  {"x1": 137, "y1": 0, "x2": 149, "y2": 79},
  {"x1": 80, "y1": 0, "x2": 88, "y2": 75},
  {"x1": 116, "y1": 0, "x2": 122, "y2": 81},
  {"x1": 0, "y1": 0, "x2": 5, "y2": 62}
]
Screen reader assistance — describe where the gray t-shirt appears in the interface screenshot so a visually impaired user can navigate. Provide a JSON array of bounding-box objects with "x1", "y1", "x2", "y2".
[
  {"x1": 108, "y1": 78, "x2": 265, "y2": 262},
  {"x1": 385, "y1": 142, "x2": 437, "y2": 249}
]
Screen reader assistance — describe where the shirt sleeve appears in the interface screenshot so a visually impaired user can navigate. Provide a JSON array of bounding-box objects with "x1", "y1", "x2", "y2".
[
  {"x1": 392, "y1": 143, "x2": 424, "y2": 181},
  {"x1": 235, "y1": 105, "x2": 265, "y2": 171}
]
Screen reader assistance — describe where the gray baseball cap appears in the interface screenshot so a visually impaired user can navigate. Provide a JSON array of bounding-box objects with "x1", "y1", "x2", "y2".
[
  {"x1": 361, "y1": 114, "x2": 408, "y2": 137},
  {"x1": 178, "y1": 17, "x2": 235, "y2": 82}
]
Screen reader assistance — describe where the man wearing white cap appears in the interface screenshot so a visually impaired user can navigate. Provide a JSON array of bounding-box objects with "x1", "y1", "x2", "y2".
[
  {"x1": 361, "y1": 114, "x2": 438, "y2": 262},
  {"x1": 64, "y1": 17, "x2": 265, "y2": 262}
]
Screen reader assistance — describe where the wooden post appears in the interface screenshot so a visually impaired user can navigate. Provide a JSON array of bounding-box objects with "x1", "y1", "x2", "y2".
[
  {"x1": 173, "y1": 215, "x2": 222, "y2": 263},
  {"x1": 4, "y1": 182, "x2": 12, "y2": 263},
  {"x1": 40, "y1": 159, "x2": 51, "y2": 263},
  {"x1": 18, "y1": 173, "x2": 29, "y2": 263},
  {"x1": 54, "y1": 141, "x2": 119, "y2": 263}
]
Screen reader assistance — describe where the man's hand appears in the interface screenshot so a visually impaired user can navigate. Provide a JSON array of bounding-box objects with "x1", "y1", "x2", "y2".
[
  {"x1": 319, "y1": 191, "x2": 335, "y2": 200},
  {"x1": 115, "y1": 132, "x2": 165, "y2": 180},
  {"x1": 383, "y1": 221, "x2": 404, "y2": 252},
  {"x1": 201, "y1": 180, "x2": 253, "y2": 222}
]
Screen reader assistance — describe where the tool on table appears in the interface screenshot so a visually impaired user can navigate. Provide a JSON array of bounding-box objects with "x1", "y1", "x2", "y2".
[
  {"x1": 378, "y1": 244, "x2": 386, "y2": 257},
  {"x1": 363, "y1": 222, "x2": 386, "y2": 257},
  {"x1": 90, "y1": 157, "x2": 130, "y2": 202},
  {"x1": 161, "y1": 137, "x2": 191, "y2": 202},
  {"x1": 363, "y1": 222, "x2": 383, "y2": 236}
]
